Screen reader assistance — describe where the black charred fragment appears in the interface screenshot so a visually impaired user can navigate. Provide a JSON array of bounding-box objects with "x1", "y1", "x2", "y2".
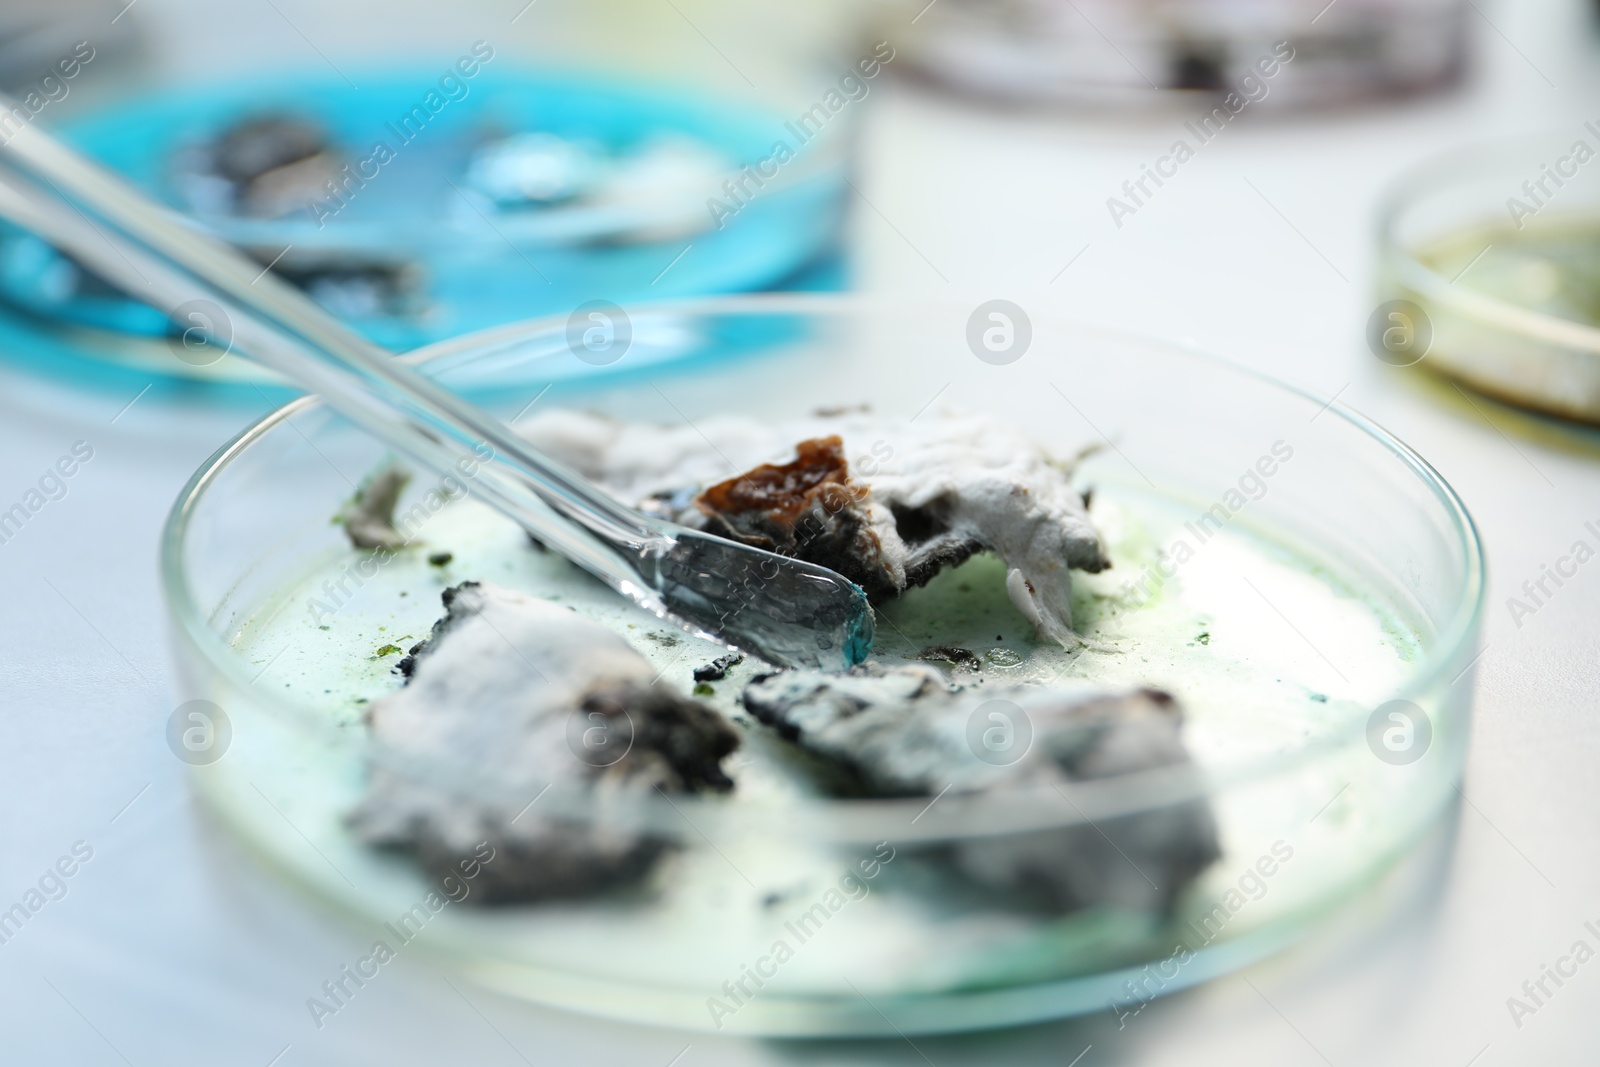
[{"x1": 693, "y1": 652, "x2": 745, "y2": 682}]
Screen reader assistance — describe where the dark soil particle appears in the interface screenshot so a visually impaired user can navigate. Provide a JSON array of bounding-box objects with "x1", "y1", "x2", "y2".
[{"x1": 693, "y1": 652, "x2": 745, "y2": 682}]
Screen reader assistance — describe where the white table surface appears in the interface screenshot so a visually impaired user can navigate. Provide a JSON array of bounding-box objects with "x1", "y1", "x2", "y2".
[{"x1": 3, "y1": 1, "x2": 1599, "y2": 1063}]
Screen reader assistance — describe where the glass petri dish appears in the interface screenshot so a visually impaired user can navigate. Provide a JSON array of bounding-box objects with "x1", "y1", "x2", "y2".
[
  {"x1": 0, "y1": 70, "x2": 848, "y2": 384},
  {"x1": 874, "y1": 0, "x2": 1468, "y2": 109},
  {"x1": 1378, "y1": 131, "x2": 1600, "y2": 423},
  {"x1": 161, "y1": 295, "x2": 1484, "y2": 1036}
]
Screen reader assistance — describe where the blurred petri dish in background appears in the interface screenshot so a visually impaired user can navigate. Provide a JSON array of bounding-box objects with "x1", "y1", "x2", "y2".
[
  {"x1": 0, "y1": 69, "x2": 851, "y2": 384},
  {"x1": 1378, "y1": 130, "x2": 1600, "y2": 424},
  {"x1": 874, "y1": 0, "x2": 1468, "y2": 109}
]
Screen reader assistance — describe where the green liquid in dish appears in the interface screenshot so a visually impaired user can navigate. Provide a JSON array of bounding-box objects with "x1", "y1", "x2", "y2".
[{"x1": 217, "y1": 486, "x2": 1421, "y2": 1004}]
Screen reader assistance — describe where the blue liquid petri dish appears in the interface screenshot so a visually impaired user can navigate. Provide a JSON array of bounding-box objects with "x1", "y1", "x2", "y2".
[{"x1": 0, "y1": 69, "x2": 849, "y2": 385}]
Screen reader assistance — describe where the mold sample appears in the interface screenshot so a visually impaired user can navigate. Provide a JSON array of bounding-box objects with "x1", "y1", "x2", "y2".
[
  {"x1": 465, "y1": 131, "x2": 605, "y2": 207},
  {"x1": 176, "y1": 114, "x2": 343, "y2": 219},
  {"x1": 518, "y1": 407, "x2": 1110, "y2": 646},
  {"x1": 340, "y1": 464, "x2": 411, "y2": 551},
  {"x1": 696, "y1": 435, "x2": 902, "y2": 601},
  {"x1": 349, "y1": 582, "x2": 740, "y2": 904},
  {"x1": 742, "y1": 665, "x2": 1218, "y2": 914},
  {"x1": 466, "y1": 131, "x2": 729, "y2": 232},
  {"x1": 163, "y1": 115, "x2": 429, "y2": 323}
]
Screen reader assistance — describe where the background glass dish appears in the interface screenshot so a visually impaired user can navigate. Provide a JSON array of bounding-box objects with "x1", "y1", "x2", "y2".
[
  {"x1": 1378, "y1": 131, "x2": 1600, "y2": 423},
  {"x1": 874, "y1": 0, "x2": 1467, "y2": 109},
  {"x1": 162, "y1": 295, "x2": 1483, "y2": 1036},
  {"x1": 0, "y1": 71, "x2": 847, "y2": 384}
]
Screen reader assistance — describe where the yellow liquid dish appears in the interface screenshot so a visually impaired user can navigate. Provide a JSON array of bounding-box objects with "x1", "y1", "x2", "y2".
[{"x1": 1379, "y1": 134, "x2": 1600, "y2": 422}]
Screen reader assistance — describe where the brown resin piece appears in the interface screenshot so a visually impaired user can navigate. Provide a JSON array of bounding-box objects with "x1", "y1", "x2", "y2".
[{"x1": 695, "y1": 436, "x2": 900, "y2": 601}]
